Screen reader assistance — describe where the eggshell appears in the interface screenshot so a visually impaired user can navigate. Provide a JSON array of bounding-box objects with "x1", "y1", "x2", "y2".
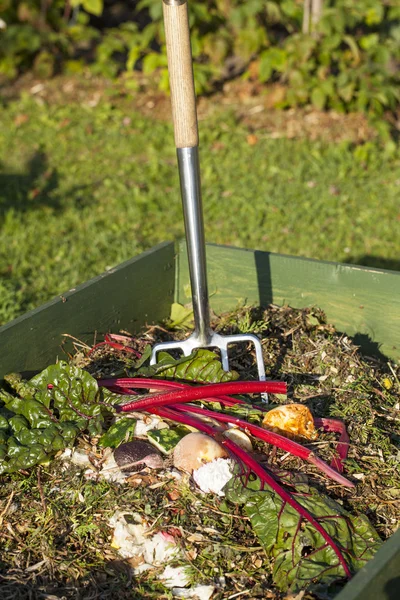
[
  {"x1": 223, "y1": 428, "x2": 253, "y2": 451},
  {"x1": 173, "y1": 432, "x2": 228, "y2": 473}
]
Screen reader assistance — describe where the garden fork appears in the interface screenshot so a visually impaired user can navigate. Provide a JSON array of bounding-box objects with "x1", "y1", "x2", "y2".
[{"x1": 150, "y1": 0, "x2": 267, "y2": 398}]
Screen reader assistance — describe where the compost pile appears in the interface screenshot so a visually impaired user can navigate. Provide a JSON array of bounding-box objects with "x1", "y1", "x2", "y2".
[{"x1": 0, "y1": 304, "x2": 399, "y2": 600}]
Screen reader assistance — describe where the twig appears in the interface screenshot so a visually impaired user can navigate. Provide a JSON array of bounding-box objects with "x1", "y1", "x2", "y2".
[
  {"x1": 61, "y1": 333, "x2": 91, "y2": 350},
  {"x1": 0, "y1": 491, "x2": 14, "y2": 528},
  {"x1": 227, "y1": 591, "x2": 250, "y2": 600},
  {"x1": 387, "y1": 362, "x2": 399, "y2": 386}
]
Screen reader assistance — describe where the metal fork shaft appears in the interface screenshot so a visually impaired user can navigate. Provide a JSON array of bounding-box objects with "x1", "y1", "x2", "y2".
[{"x1": 177, "y1": 146, "x2": 212, "y2": 345}]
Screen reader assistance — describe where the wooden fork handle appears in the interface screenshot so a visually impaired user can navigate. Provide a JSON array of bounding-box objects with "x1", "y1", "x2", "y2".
[{"x1": 163, "y1": 0, "x2": 199, "y2": 148}]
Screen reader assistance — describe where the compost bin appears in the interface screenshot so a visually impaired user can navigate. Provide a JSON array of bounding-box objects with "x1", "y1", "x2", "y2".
[{"x1": 0, "y1": 241, "x2": 399, "y2": 599}]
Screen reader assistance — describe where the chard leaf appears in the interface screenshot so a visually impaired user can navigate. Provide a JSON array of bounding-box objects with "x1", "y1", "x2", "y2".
[
  {"x1": 132, "y1": 344, "x2": 152, "y2": 369},
  {"x1": 0, "y1": 362, "x2": 118, "y2": 474},
  {"x1": 214, "y1": 402, "x2": 265, "y2": 423},
  {"x1": 137, "y1": 349, "x2": 239, "y2": 383},
  {"x1": 99, "y1": 417, "x2": 136, "y2": 448},
  {"x1": 4, "y1": 373, "x2": 37, "y2": 401},
  {"x1": 225, "y1": 472, "x2": 381, "y2": 592},
  {"x1": 2, "y1": 396, "x2": 55, "y2": 429},
  {"x1": 147, "y1": 425, "x2": 192, "y2": 454}
]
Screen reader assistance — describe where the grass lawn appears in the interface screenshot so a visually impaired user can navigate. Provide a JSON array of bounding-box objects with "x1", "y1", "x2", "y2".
[{"x1": 0, "y1": 90, "x2": 399, "y2": 326}]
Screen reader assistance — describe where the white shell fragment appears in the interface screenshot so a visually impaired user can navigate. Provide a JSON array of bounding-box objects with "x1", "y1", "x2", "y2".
[
  {"x1": 192, "y1": 458, "x2": 234, "y2": 496},
  {"x1": 160, "y1": 565, "x2": 192, "y2": 588},
  {"x1": 109, "y1": 511, "x2": 147, "y2": 559},
  {"x1": 100, "y1": 449, "x2": 127, "y2": 483},
  {"x1": 171, "y1": 585, "x2": 215, "y2": 600},
  {"x1": 173, "y1": 433, "x2": 228, "y2": 473},
  {"x1": 109, "y1": 511, "x2": 179, "y2": 571},
  {"x1": 135, "y1": 415, "x2": 169, "y2": 437},
  {"x1": 69, "y1": 449, "x2": 92, "y2": 468}
]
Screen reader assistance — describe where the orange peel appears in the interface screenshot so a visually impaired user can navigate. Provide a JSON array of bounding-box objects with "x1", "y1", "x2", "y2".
[{"x1": 262, "y1": 404, "x2": 317, "y2": 440}]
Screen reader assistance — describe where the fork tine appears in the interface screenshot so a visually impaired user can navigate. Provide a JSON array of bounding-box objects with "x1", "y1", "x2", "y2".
[
  {"x1": 151, "y1": 331, "x2": 269, "y2": 402},
  {"x1": 220, "y1": 345, "x2": 229, "y2": 372}
]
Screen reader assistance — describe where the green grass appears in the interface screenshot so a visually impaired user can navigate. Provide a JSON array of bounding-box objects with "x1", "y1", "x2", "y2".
[{"x1": 1, "y1": 94, "x2": 400, "y2": 326}]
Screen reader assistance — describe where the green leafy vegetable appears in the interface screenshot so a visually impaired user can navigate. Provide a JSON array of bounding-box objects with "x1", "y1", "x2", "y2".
[
  {"x1": 225, "y1": 471, "x2": 382, "y2": 592},
  {"x1": 147, "y1": 425, "x2": 192, "y2": 454},
  {"x1": 137, "y1": 349, "x2": 239, "y2": 383},
  {"x1": 209, "y1": 401, "x2": 266, "y2": 424},
  {"x1": 0, "y1": 362, "x2": 119, "y2": 474},
  {"x1": 99, "y1": 417, "x2": 136, "y2": 448}
]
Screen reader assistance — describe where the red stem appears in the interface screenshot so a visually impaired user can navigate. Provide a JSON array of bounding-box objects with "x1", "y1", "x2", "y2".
[
  {"x1": 98, "y1": 377, "x2": 245, "y2": 406},
  {"x1": 152, "y1": 405, "x2": 352, "y2": 580},
  {"x1": 116, "y1": 381, "x2": 287, "y2": 413},
  {"x1": 171, "y1": 404, "x2": 354, "y2": 488},
  {"x1": 89, "y1": 341, "x2": 141, "y2": 358},
  {"x1": 314, "y1": 417, "x2": 350, "y2": 473}
]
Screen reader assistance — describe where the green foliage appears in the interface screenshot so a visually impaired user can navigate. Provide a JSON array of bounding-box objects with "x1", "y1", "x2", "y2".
[
  {"x1": 128, "y1": 0, "x2": 400, "y2": 114},
  {"x1": 99, "y1": 416, "x2": 136, "y2": 448},
  {"x1": 225, "y1": 471, "x2": 382, "y2": 592},
  {"x1": 72, "y1": 0, "x2": 103, "y2": 18},
  {"x1": 0, "y1": 0, "x2": 100, "y2": 78},
  {"x1": 1, "y1": 1, "x2": 399, "y2": 118},
  {"x1": 147, "y1": 425, "x2": 192, "y2": 454},
  {"x1": 137, "y1": 349, "x2": 240, "y2": 383},
  {"x1": 0, "y1": 361, "x2": 119, "y2": 474},
  {"x1": 168, "y1": 302, "x2": 194, "y2": 330}
]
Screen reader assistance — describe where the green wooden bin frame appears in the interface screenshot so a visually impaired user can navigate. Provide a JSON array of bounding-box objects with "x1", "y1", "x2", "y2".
[{"x1": 0, "y1": 241, "x2": 399, "y2": 598}]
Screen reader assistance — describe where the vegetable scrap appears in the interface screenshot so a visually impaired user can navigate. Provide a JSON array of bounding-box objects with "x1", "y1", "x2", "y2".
[
  {"x1": 173, "y1": 432, "x2": 229, "y2": 474},
  {"x1": 192, "y1": 458, "x2": 235, "y2": 496},
  {"x1": 109, "y1": 510, "x2": 180, "y2": 568},
  {"x1": 114, "y1": 440, "x2": 164, "y2": 473},
  {"x1": 261, "y1": 403, "x2": 317, "y2": 440},
  {"x1": 0, "y1": 304, "x2": 399, "y2": 599}
]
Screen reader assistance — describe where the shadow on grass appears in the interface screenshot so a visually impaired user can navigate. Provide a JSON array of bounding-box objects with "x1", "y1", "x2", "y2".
[
  {"x1": 0, "y1": 151, "x2": 95, "y2": 218},
  {"x1": 0, "y1": 152, "x2": 60, "y2": 216}
]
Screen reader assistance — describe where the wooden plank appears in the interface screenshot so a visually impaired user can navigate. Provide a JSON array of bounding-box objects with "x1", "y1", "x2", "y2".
[
  {"x1": 0, "y1": 242, "x2": 175, "y2": 381},
  {"x1": 176, "y1": 242, "x2": 400, "y2": 361},
  {"x1": 334, "y1": 528, "x2": 400, "y2": 600}
]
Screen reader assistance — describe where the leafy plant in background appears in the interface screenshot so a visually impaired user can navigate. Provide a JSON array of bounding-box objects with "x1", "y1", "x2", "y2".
[
  {"x1": 0, "y1": 0, "x2": 399, "y2": 124},
  {"x1": 0, "y1": 0, "x2": 101, "y2": 78},
  {"x1": 132, "y1": 0, "x2": 400, "y2": 116}
]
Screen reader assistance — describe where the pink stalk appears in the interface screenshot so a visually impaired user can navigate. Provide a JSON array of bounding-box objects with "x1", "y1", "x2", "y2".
[
  {"x1": 105, "y1": 333, "x2": 140, "y2": 347},
  {"x1": 314, "y1": 418, "x2": 350, "y2": 473},
  {"x1": 98, "y1": 377, "x2": 245, "y2": 407},
  {"x1": 116, "y1": 381, "x2": 287, "y2": 413},
  {"x1": 107, "y1": 385, "x2": 138, "y2": 396},
  {"x1": 151, "y1": 405, "x2": 352, "y2": 580},
  {"x1": 89, "y1": 333, "x2": 141, "y2": 358},
  {"x1": 172, "y1": 404, "x2": 354, "y2": 488}
]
